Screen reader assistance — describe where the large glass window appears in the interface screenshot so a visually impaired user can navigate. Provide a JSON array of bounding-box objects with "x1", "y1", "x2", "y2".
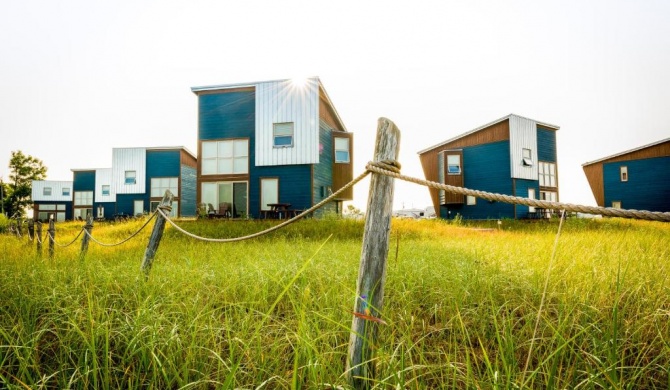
[
  {"x1": 539, "y1": 162, "x2": 556, "y2": 187},
  {"x1": 74, "y1": 191, "x2": 93, "y2": 206},
  {"x1": 151, "y1": 201, "x2": 178, "y2": 217},
  {"x1": 202, "y1": 139, "x2": 249, "y2": 175},
  {"x1": 151, "y1": 177, "x2": 179, "y2": 197},
  {"x1": 334, "y1": 137, "x2": 350, "y2": 163},
  {"x1": 273, "y1": 122, "x2": 294, "y2": 147},
  {"x1": 201, "y1": 181, "x2": 248, "y2": 218}
]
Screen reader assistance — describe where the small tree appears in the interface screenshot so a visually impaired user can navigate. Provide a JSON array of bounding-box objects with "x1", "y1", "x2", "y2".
[{"x1": 4, "y1": 151, "x2": 47, "y2": 218}]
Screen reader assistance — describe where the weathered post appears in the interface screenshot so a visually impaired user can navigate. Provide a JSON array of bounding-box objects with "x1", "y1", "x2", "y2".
[
  {"x1": 140, "y1": 190, "x2": 173, "y2": 278},
  {"x1": 346, "y1": 118, "x2": 401, "y2": 388},
  {"x1": 48, "y1": 218, "x2": 55, "y2": 260},
  {"x1": 27, "y1": 219, "x2": 34, "y2": 241},
  {"x1": 15, "y1": 217, "x2": 22, "y2": 238},
  {"x1": 80, "y1": 215, "x2": 93, "y2": 262},
  {"x1": 36, "y1": 221, "x2": 43, "y2": 256}
]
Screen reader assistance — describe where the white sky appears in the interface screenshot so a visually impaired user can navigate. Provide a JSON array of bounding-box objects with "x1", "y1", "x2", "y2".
[{"x1": 2, "y1": 0, "x2": 669, "y2": 211}]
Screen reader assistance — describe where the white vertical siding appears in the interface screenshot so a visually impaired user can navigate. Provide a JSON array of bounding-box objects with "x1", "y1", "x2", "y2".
[
  {"x1": 112, "y1": 148, "x2": 146, "y2": 194},
  {"x1": 32, "y1": 181, "x2": 73, "y2": 201},
  {"x1": 509, "y1": 115, "x2": 538, "y2": 180},
  {"x1": 95, "y1": 168, "x2": 116, "y2": 202},
  {"x1": 255, "y1": 78, "x2": 320, "y2": 166}
]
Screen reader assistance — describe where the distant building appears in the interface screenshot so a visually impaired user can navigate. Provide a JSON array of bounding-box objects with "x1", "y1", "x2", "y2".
[
  {"x1": 582, "y1": 138, "x2": 670, "y2": 212},
  {"x1": 31, "y1": 180, "x2": 73, "y2": 222},
  {"x1": 418, "y1": 114, "x2": 560, "y2": 220},
  {"x1": 191, "y1": 77, "x2": 353, "y2": 218},
  {"x1": 33, "y1": 146, "x2": 197, "y2": 221}
]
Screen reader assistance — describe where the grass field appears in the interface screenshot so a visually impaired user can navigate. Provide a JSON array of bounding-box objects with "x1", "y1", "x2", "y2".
[{"x1": 1, "y1": 216, "x2": 669, "y2": 389}]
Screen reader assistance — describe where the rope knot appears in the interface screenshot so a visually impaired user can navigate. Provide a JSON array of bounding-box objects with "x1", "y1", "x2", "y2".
[{"x1": 368, "y1": 159, "x2": 402, "y2": 174}]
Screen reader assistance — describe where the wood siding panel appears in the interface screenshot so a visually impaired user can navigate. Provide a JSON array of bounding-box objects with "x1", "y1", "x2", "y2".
[
  {"x1": 583, "y1": 163, "x2": 605, "y2": 206},
  {"x1": 444, "y1": 150, "x2": 464, "y2": 204},
  {"x1": 419, "y1": 120, "x2": 510, "y2": 214}
]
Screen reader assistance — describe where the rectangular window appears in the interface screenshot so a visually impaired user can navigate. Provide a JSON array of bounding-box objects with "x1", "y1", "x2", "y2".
[
  {"x1": 261, "y1": 178, "x2": 279, "y2": 211},
  {"x1": 273, "y1": 122, "x2": 294, "y2": 147},
  {"x1": 522, "y1": 148, "x2": 533, "y2": 166},
  {"x1": 102, "y1": 185, "x2": 110, "y2": 196},
  {"x1": 151, "y1": 177, "x2": 179, "y2": 197},
  {"x1": 125, "y1": 170, "x2": 136, "y2": 185},
  {"x1": 334, "y1": 137, "x2": 350, "y2": 163},
  {"x1": 62, "y1": 187, "x2": 70, "y2": 196},
  {"x1": 73, "y1": 208, "x2": 92, "y2": 220},
  {"x1": 620, "y1": 166, "x2": 628, "y2": 182},
  {"x1": 447, "y1": 154, "x2": 461, "y2": 175},
  {"x1": 133, "y1": 200, "x2": 144, "y2": 216},
  {"x1": 74, "y1": 191, "x2": 93, "y2": 206},
  {"x1": 202, "y1": 139, "x2": 249, "y2": 175},
  {"x1": 43, "y1": 187, "x2": 52, "y2": 196},
  {"x1": 612, "y1": 201, "x2": 622, "y2": 209},
  {"x1": 538, "y1": 162, "x2": 556, "y2": 187},
  {"x1": 466, "y1": 195, "x2": 476, "y2": 205},
  {"x1": 540, "y1": 191, "x2": 557, "y2": 202}
]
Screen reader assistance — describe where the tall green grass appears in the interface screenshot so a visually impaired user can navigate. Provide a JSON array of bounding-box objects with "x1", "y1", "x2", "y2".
[{"x1": 1, "y1": 217, "x2": 669, "y2": 388}]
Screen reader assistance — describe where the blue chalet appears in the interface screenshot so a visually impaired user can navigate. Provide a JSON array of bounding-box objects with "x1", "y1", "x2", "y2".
[
  {"x1": 191, "y1": 77, "x2": 353, "y2": 218},
  {"x1": 42, "y1": 146, "x2": 197, "y2": 221},
  {"x1": 582, "y1": 138, "x2": 670, "y2": 212},
  {"x1": 418, "y1": 114, "x2": 560, "y2": 220},
  {"x1": 31, "y1": 181, "x2": 73, "y2": 222}
]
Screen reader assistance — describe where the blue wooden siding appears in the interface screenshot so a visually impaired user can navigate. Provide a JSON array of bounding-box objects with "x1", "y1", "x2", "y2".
[
  {"x1": 514, "y1": 179, "x2": 539, "y2": 218},
  {"x1": 180, "y1": 165, "x2": 197, "y2": 216},
  {"x1": 441, "y1": 141, "x2": 514, "y2": 219},
  {"x1": 312, "y1": 120, "x2": 336, "y2": 215},
  {"x1": 604, "y1": 156, "x2": 670, "y2": 212},
  {"x1": 537, "y1": 127, "x2": 557, "y2": 162},
  {"x1": 199, "y1": 91, "x2": 256, "y2": 141},
  {"x1": 93, "y1": 202, "x2": 115, "y2": 220},
  {"x1": 249, "y1": 165, "x2": 312, "y2": 218},
  {"x1": 73, "y1": 171, "x2": 96, "y2": 191},
  {"x1": 115, "y1": 194, "x2": 145, "y2": 216}
]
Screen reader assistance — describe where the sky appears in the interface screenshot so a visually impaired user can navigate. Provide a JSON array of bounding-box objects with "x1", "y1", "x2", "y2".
[{"x1": 2, "y1": 0, "x2": 669, "y2": 212}]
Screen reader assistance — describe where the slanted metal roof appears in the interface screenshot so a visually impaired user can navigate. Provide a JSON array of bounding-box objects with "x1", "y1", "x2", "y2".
[
  {"x1": 582, "y1": 137, "x2": 670, "y2": 166},
  {"x1": 417, "y1": 113, "x2": 560, "y2": 155}
]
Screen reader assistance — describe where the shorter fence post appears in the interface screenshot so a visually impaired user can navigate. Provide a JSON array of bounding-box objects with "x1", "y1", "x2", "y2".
[
  {"x1": 28, "y1": 219, "x2": 34, "y2": 241},
  {"x1": 36, "y1": 221, "x2": 43, "y2": 257},
  {"x1": 140, "y1": 190, "x2": 173, "y2": 278},
  {"x1": 80, "y1": 215, "x2": 93, "y2": 262},
  {"x1": 48, "y1": 218, "x2": 55, "y2": 260},
  {"x1": 16, "y1": 217, "x2": 22, "y2": 238}
]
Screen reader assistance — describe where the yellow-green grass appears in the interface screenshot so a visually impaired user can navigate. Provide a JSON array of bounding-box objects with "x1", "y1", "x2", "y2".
[{"x1": 0, "y1": 217, "x2": 668, "y2": 389}]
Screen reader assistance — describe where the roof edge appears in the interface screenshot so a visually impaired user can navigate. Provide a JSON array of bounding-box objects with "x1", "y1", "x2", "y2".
[{"x1": 582, "y1": 137, "x2": 670, "y2": 166}]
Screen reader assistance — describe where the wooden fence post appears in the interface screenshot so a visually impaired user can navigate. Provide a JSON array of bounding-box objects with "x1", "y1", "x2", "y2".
[
  {"x1": 48, "y1": 218, "x2": 55, "y2": 260},
  {"x1": 28, "y1": 219, "x2": 34, "y2": 241},
  {"x1": 140, "y1": 190, "x2": 173, "y2": 278},
  {"x1": 15, "y1": 218, "x2": 22, "y2": 238},
  {"x1": 346, "y1": 118, "x2": 401, "y2": 388},
  {"x1": 36, "y1": 221, "x2": 43, "y2": 257},
  {"x1": 80, "y1": 215, "x2": 93, "y2": 262}
]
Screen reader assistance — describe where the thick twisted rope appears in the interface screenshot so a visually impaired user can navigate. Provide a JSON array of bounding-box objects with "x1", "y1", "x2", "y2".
[
  {"x1": 157, "y1": 169, "x2": 372, "y2": 242},
  {"x1": 365, "y1": 161, "x2": 670, "y2": 222},
  {"x1": 83, "y1": 212, "x2": 157, "y2": 247},
  {"x1": 47, "y1": 228, "x2": 85, "y2": 248}
]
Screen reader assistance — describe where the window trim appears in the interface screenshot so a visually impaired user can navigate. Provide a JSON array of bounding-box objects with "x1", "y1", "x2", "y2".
[
  {"x1": 334, "y1": 137, "x2": 350, "y2": 163},
  {"x1": 539, "y1": 161, "x2": 557, "y2": 188},
  {"x1": 273, "y1": 122, "x2": 294, "y2": 148},
  {"x1": 125, "y1": 170, "x2": 137, "y2": 185},
  {"x1": 447, "y1": 154, "x2": 462, "y2": 175},
  {"x1": 620, "y1": 166, "x2": 628, "y2": 182},
  {"x1": 201, "y1": 139, "x2": 249, "y2": 175}
]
